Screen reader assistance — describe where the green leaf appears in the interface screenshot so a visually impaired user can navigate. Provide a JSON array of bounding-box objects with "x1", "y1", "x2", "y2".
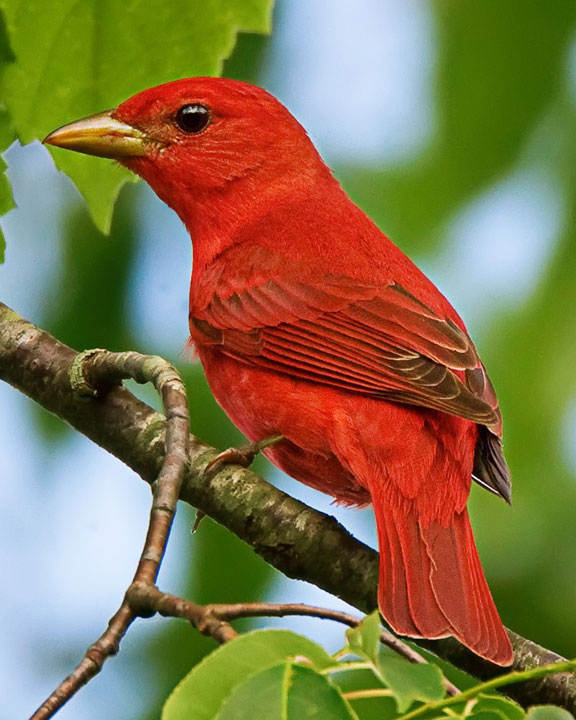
[
  {"x1": 0, "y1": 106, "x2": 15, "y2": 260},
  {"x1": 525, "y1": 707, "x2": 575, "y2": 720},
  {"x1": 471, "y1": 695, "x2": 525, "y2": 720},
  {"x1": 162, "y1": 629, "x2": 336, "y2": 720},
  {"x1": 0, "y1": 0, "x2": 274, "y2": 232},
  {"x1": 215, "y1": 661, "x2": 357, "y2": 720},
  {"x1": 345, "y1": 611, "x2": 381, "y2": 664},
  {"x1": 332, "y1": 673, "x2": 397, "y2": 720},
  {"x1": 378, "y1": 657, "x2": 446, "y2": 713},
  {"x1": 0, "y1": 106, "x2": 14, "y2": 148},
  {"x1": 0, "y1": 149, "x2": 11, "y2": 261},
  {"x1": 0, "y1": 6, "x2": 15, "y2": 259}
]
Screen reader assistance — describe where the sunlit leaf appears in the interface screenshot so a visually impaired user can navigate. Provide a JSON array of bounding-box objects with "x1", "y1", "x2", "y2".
[
  {"x1": 215, "y1": 662, "x2": 357, "y2": 720},
  {"x1": 0, "y1": 0, "x2": 273, "y2": 232},
  {"x1": 162, "y1": 629, "x2": 336, "y2": 720}
]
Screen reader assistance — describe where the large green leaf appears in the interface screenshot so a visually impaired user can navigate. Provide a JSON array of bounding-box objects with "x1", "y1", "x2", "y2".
[
  {"x1": 0, "y1": 0, "x2": 273, "y2": 232},
  {"x1": 162, "y1": 629, "x2": 336, "y2": 720},
  {"x1": 215, "y1": 662, "x2": 357, "y2": 720}
]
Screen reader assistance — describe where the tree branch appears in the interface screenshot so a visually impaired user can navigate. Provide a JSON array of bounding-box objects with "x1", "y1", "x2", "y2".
[
  {"x1": 30, "y1": 348, "x2": 191, "y2": 719},
  {"x1": 1, "y1": 301, "x2": 575, "y2": 712}
]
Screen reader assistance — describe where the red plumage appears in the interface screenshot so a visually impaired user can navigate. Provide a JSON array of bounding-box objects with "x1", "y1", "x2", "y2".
[{"x1": 62, "y1": 77, "x2": 516, "y2": 664}]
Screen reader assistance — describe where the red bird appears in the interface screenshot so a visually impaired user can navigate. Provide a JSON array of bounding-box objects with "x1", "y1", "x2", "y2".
[{"x1": 44, "y1": 77, "x2": 514, "y2": 665}]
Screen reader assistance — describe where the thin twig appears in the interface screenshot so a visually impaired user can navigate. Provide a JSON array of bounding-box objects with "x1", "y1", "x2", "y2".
[
  {"x1": 120, "y1": 590, "x2": 460, "y2": 696},
  {"x1": 29, "y1": 350, "x2": 190, "y2": 720},
  {"x1": 210, "y1": 602, "x2": 422, "y2": 659},
  {"x1": 206, "y1": 602, "x2": 459, "y2": 696},
  {"x1": 127, "y1": 582, "x2": 238, "y2": 644}
]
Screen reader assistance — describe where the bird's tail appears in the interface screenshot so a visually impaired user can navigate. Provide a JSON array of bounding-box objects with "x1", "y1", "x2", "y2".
[{"x1": 373, "y1": 493, "x2": 513, "y2": 666}]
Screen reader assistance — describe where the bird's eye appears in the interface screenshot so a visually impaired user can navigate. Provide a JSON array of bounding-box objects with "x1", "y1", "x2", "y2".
[{"x1": 175, "y1": 104, "x2": 211, "y2": 134}]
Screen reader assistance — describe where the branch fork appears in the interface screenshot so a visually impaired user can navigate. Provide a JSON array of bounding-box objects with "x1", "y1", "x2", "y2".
[{"x1": 30, "y1": 348, "x2": 190, "y2": 720}]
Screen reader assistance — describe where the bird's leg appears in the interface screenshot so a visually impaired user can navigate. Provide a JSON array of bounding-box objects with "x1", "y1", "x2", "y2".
[{"x1": 204, "y1": 434, "x2": 283, "y2": 475}]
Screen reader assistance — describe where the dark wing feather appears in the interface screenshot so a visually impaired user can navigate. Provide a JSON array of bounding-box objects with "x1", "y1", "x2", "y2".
[{"x1": 473, "y1": 427, "x2": 511, "y2": 503}]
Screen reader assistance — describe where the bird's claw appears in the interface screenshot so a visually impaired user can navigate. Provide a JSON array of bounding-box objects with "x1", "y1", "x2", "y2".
[{"x1": 204, "y1": 434, "x2": 283, "y2": 476}]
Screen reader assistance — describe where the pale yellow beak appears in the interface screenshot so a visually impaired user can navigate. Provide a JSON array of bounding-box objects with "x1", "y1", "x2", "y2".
[{"x1": 43, "y1": 110, "x2": 159, "y2": 159}]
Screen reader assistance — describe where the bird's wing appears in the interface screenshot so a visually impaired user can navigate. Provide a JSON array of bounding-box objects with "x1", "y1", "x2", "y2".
[{"x1": 192, "y1": 274, "x2": 502, "y2": 433}]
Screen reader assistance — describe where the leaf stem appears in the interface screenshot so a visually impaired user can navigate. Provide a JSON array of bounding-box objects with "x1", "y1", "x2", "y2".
[
  {"x1": 320, "y1": 661, "x2": 375, "y2": 674},
  {"x1": 397, "y1": 658, "x2": 576, "y2": 720},
  {"x1": 342, "y1": 689, "x2": 394, "y2": 701}
]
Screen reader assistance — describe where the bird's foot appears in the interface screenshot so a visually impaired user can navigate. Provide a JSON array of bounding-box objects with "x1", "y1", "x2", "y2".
[{"x1": 204, "y1": 434, "x2": 283, "y2": 476}]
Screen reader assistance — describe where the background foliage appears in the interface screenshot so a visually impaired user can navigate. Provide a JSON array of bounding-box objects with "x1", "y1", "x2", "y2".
[{"x1": 1, "y1": 1, "x2": 576, "y2": 718}]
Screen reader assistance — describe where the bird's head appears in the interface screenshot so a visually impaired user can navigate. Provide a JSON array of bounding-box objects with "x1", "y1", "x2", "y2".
[{"x1": 44, "y1": 77, "x2": 325, "y2": 216}]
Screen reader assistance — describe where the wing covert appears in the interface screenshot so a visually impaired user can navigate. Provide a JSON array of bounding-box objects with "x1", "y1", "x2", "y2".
[{"x1": 191, "y1": 276, "x2": 502, "y2": 434}]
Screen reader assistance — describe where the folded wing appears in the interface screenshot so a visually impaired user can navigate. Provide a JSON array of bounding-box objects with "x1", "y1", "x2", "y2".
[{"x1": 191, "y1": 269, "x2": 510, "y2": 499}]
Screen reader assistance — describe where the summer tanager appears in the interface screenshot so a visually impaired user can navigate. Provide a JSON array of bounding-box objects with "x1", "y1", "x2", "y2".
[{"x1": 44, "y1": 78, "x2": 513, "y2": 665}]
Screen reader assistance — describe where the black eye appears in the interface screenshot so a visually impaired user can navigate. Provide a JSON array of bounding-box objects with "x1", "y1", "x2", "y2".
[{"x1": 175, "y1": 104, "x2": 211, "y2": 134}]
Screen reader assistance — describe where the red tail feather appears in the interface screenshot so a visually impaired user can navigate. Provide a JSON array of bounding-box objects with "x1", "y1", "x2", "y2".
[{"x1": 374, "y1": 496, "x2": 513, "y2": 666}]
